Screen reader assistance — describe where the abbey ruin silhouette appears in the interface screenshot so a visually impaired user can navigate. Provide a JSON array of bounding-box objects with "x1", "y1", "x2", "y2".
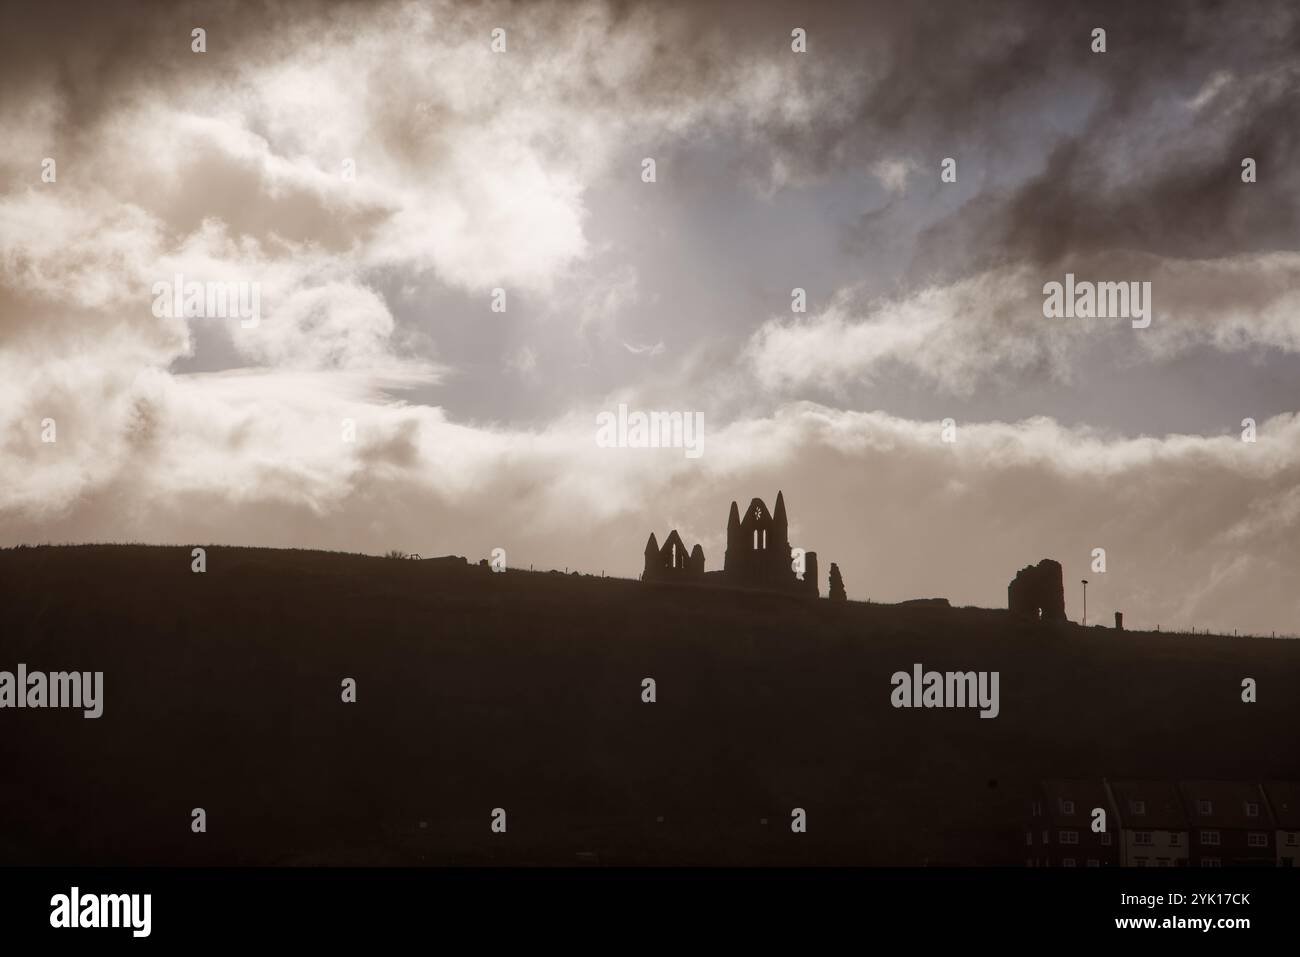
[
  {"x1": 642, "y1": 491, "x2": 1092, "y2": 622},
  {"x1": 643, "y1": 490, "x2": 821, "y2": 597}
]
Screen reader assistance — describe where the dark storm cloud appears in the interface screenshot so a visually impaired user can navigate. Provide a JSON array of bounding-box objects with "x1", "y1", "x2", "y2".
[
  {"x1": 892, "y1": 1, "x2": 1300, "y2": 278},
  {"x1": 18, "y1": 0, "x2": 1292, "y2": 251},
  {"x1": 982, "y1": 73, "x2": 1300, "y2": 269},
  {"x1": 1, "y1": 1, "x2": 267, "y2": 124},
  {"x1": 592, "y1": 1, "x2": 1300, "y2": 282}
]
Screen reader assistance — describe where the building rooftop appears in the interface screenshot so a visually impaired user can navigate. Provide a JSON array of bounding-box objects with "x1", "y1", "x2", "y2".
[
  {"x1": 1261, "y1": 781, "x2": 1300, "y2": 829},
  {"x1": 1178, "y1": 780, "x2": 1274, "y2": 829},
  {"x1": 1108, "y1": 780, "x2": 1190, "y2": 830},
  {"x1": 1039, "y1": 780, "x2": 1111, "y2": 827}
]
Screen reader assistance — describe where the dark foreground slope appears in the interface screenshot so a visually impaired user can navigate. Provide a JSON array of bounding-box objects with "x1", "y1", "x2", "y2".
[{"x1": 1, "y1": 545, "x2": 1297, "y2": 866}]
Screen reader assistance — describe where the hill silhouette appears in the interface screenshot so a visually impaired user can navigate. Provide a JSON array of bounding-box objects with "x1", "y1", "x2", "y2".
[{"x1": 1, "y1": 544, "x2": 1297, "y2": 866}]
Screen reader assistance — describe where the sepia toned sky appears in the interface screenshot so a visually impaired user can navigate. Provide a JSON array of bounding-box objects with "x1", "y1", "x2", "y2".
[{"x1": 1, "y1": 0, "x2": 1298, "y2": 634}]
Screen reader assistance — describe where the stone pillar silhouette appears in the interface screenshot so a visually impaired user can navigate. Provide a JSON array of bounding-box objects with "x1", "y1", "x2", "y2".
[
  {"x1": 643, "y1": 533, "x2": 659, "y2": 581},
  {"x1": 773, "y1": 490, "x2": 788, "y2": 546},
  {"x1": 723, "y1": 500, "x2": 741, "y2": 574},
  {"x1": 828, "y1": 562, "x2": 846, "y2": 602}
]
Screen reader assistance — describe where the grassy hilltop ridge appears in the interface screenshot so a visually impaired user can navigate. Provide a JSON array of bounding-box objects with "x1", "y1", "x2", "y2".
[{"x1": 1, "y1": 544, "x2": 1297, "y2": 866}]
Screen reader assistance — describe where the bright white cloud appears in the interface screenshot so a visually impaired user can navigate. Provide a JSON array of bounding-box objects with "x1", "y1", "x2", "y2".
[{"x1": 746, "y1": 254, "x2": 1300, "y2": 396}]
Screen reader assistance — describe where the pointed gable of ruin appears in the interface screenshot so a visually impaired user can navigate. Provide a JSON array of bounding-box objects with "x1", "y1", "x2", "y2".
[
  {"x1": 660, "y1": 529, "x2": 689, "y2": 569},
  {"x1": 740, "y1": 497, "x2": 771, "y2": 533}
]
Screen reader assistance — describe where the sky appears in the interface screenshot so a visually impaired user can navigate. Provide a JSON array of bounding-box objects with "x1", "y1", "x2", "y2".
[{"x1": 1, "y1": 0, "x2": 1298, "y2": 634}]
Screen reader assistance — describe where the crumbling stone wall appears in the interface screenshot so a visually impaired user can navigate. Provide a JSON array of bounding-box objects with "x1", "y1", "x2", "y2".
[{"x1": 1008, "y1": 559, "x2": 1066, "y2": 621}]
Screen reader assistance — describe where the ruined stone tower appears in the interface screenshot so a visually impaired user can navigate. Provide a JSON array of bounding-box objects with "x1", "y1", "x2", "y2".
[
  {"x1": 1007, "y1": 559, "x2": 1066, "y2": 621},
  {"x1": 642, "y1": 490, "x2": 820, "y2": 596},
  {"x1": 723, "y1": 491, "x2": 818, "y2": 596},
  {"x1": 643, "y1": 529, "x2": 704, "y2": 582}
]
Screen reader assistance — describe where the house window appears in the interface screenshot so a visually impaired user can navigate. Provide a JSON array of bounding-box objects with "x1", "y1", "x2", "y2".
[
  {"x1": 1059, "y1": 830, "x2": 1079, "y2": 845},
  {"x1": 1026, "y1": 858, "x2": 1034, "y2": 868},
  {"x1": 1247, "y1": 833, "x2": 1268, "y2": 848},
  {"x1": 1287, "y1": 833, "x2": 1298, "y2": 847},
  {"x1": 1134, "y1": 832, "x2": 1153, "y2": 846},
  {"x1": 1060, "y1": 799, "x2": 1075, "y2": 816},
  {"x1": 1170, "y1": 833, "x2": 1182, "y2": 846},
  {"x1": 1025, "y1": 832, "x2": 1033, "y2": 846},
  {"x1": 1200, "y1": 830, "x2": 1220, "y2": 846},
  {"x1": 1130, "y1": 800, "x2": 1146, "y2": 816},
  {"x1": 1245, "y1": 802, "x2": 1260, "y2": 818},
  {"x1": 1197, "y1": 800, "x2": 1213, "y2": 816},
  {"x1": 1030, "y1": 801, "x2": 1042, "y2": 817},
  {"x1": 1201, "y1": 857, "x2": 1221, "y2": 868},
  {"x1": 1100, "y1": 833, "x2": 1112, "y2": 846},
  {"x1": 1042, "y1": 830, "x2": 1049, "y2": 845},
  {"x1": 1061, "y1": 858, "x2": 1076, "y2": 867},
  {"x1": 1086, "y1": 859, "x2": 1099, "y2": 867}
]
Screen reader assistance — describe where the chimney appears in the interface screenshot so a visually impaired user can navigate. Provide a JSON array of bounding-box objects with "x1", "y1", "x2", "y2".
[{"x1": 1114, "y1": 611, "x2": 1124, "y2": 631}]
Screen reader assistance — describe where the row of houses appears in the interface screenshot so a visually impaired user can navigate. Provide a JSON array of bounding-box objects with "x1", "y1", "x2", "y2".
[{"x1": 1025, "y1": 780, "x2": 1300, "y2": 867}]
